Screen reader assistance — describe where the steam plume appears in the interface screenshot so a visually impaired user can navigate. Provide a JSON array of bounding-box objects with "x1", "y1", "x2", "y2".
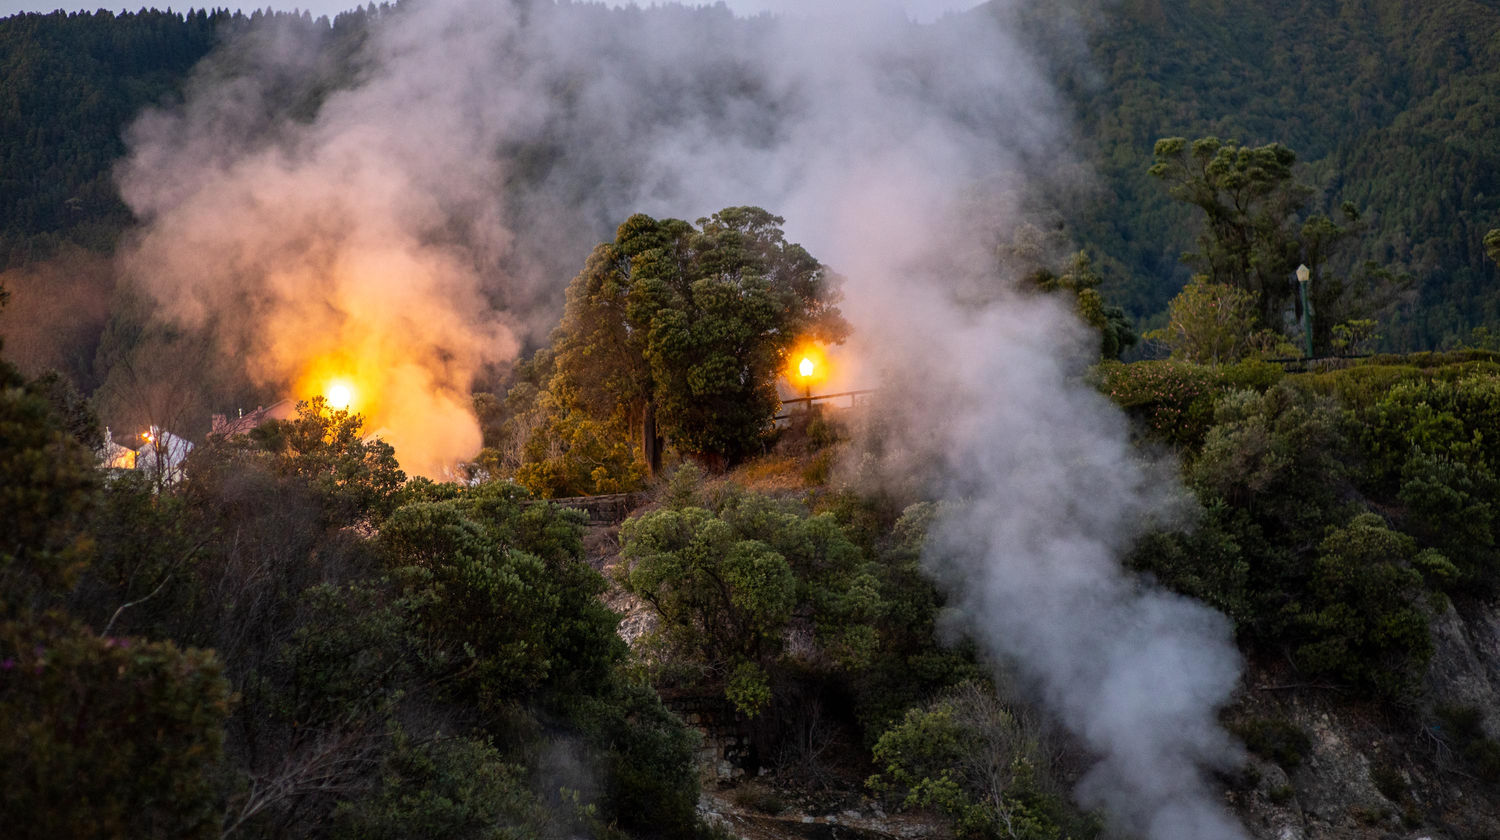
[{"x1": 115, "y1": 1, "x2": 1249, "y2": 833}]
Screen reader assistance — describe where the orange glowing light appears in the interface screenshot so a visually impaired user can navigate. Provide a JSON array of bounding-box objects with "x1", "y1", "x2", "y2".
[
  {"x1": 789, "y1": 342, "x2": 829, "y2": 387},
  {"x1": 296, "y1": 356, "x2": 371, "y2": 415},
  {"x1": 326, "y1": 379, "x2": 355, "y2": 412}
]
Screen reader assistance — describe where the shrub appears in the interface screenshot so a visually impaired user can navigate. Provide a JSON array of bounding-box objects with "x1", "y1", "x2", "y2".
[
  {"x1": 1189, "y1": 382, "x2": 1347, "y2": 540},
  {"x1": 1397, "y1": 449, "x2": 1497, "y2": 585},
  {"x1": 868, "y1": 682, "x2": 1095, "y2": 840},
  {"x1": 619, "y1": 492, "x2": 881, "y2": 716},
  {"x1": 1291, "y1": 514, "x2": 1433, "y2": 699},
  {"x1": 0, "y1": 618, "x2": 231, "y2": 840},
  {"x1": 1093, "y1": 359, "x2": 1217, "y2": 447},
  {"x1": 1126, "y1": 501, "x2": 1252, "y2": 627},
  {"x1": 331, "y1": 734, "x2": 553, "y2": 840},
  {"x1": 1232, "y1": 717, "x2": 1311, "y2": 769}
]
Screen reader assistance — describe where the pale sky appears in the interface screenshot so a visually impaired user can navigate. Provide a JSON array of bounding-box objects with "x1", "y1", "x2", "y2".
[{"x1": 0, "y1": 0, "x2": 982, "y2": 22}]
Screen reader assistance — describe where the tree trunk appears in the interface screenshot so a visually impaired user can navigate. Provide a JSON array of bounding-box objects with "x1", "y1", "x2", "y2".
[{"x1": 642, "y1": 401, "x2": 663, "y2": 478}]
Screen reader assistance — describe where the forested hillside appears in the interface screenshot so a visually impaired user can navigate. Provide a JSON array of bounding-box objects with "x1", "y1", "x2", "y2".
[
  {"x1": 1028, "y1": 0, "x2": 1500, "y2": 346},
  {"x1": 6, "y1": 5, "x2": 1500, "y2": 837},
  {"x1": 3, "y1": 1, "x2": 1498, "y2": 348}
]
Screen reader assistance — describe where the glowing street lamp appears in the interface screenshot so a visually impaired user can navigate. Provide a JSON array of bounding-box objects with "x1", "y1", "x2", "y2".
[
  {"x1": 326, "y1": 379, "x2": 355, "y2": 412},
  {"x1": 792, "y1": 347, "x2": 823, "y2": 404}
]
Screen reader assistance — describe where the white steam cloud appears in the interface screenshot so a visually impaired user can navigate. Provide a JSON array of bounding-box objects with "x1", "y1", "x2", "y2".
[
  {"x1": 912, "y1": 304, "x2": 1248, "y2": 837},
  {"x1": 116, "y1": 0, "x2": 1248, "y2": 833}
]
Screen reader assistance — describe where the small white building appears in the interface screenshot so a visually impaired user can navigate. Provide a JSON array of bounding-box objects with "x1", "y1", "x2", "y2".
[
  {"x1": 135, "y1": 426, "x2": 193, "y2": 485},
  {"x1": 97, "y1": 427, "x2": 137, "y2": 470}
]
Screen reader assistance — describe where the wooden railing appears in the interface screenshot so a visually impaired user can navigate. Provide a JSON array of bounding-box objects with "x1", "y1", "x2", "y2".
[
  {"x1": 775, "y1": 388, "x2": 877, "y2": 419},
  {"x1": 537, "y1": 492, "x2": 641, "y2": 524}
]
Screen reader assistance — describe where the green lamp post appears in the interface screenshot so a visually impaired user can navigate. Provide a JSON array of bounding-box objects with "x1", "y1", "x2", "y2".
[{"x1": 1296, "y1": 264, "x2": 1313, "y2": 359}]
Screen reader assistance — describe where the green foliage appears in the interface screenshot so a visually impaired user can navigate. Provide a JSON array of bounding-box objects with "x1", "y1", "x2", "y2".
[
  {"x1": 1092, "y1": 359, "x2": 1217, "y2": 447},
  {"x1": 1397, "y1": 449, "x2": 1497, "y2": 582},
  {"x1": 1349, "y1": 372, "x2": 1500, "y2": 585},
  {"x1": 1189, "y1": 383, "x2": 1347, "y2": 534},
  {"x1": 843, "y1": 501, "x2": 985, "y2": 743},
  {"x1": 331, "y1": 734, "x2": 553, "y2": 840},
  {"x1": 1331, "y1": 319, "x2": 1380, "y2": 357},
  {"x1": 1143, "y1": 276, "x2": 1292, "y2": 363},
  {"x1": 1148, "y1": 136, "x2": 1401, "y2": 354},
  {"x1": 619, "y1": 505, "x2": 795, "y2": 715},
  {"x1": 1029, "y1": 0, "x2": 1500, "y2": 346},
  {"x1": 1126, "y1": 501, "x2": 1251, "y2": 626},
  {"x1": 1290, "y1": 514, "x2": 1434, "y2": 699},
  {"x1": 0, "y1": 359, "x2": 101, "y2": 618},
  {"x1": 25, "y1": 370, "x2": 103, "y2": 451},
  {"x1": 562, "y1": 678, "x2": 702, "y2": 839},
  {"x1": 620, "y1": 490, "x2": 885, "y2": 716},
  {"x1": 0, "y1": 335, "x2": 704, "y2": 838},
  {"x1": 513, "y1": 407, "x2": 646, "y2": 499},
  {"x1": 381, "y1": 489, "x2": 620, "y2": 708},
  {"x1": 1297, "y1": 363, "x2": 1424, "y2": 408},
  {"x1": 1009, "y1": 243, "x2": 1137, "y2": 360},
  {"x1": 1231, "y1": 717, "x2": 1311, "y2": 770},
  {"x1": 493, "y1": 359, "x2": 648, "y2": 498},
  {"x1": 1178, "y1": 382, "x2": 1357, "y2": 646},
  {"x1": 726, "y1": 660, "x2": 774, "y2": 716},
  {"x1": 277, "y1": 580, "x2": 426, "y2": 730},
  {"x1": 547, "y1": 207, "x2": 848, "y2": 469},
  {"x1": 0, "y1": 617, "x2": 231, "y2": 840},
  {"x1": 868, "y1": 682, "x2": 1094, "y2": 840},
  {"x1": 0, "y1": 10, "x2": 221, "y2": 266},
  {"x1": 1148, "y1": 136, "x2": 1309, "y2": 329},
  {"x1": 247, "y1": 397, "x2": 407, "y2": 522},
  {"x1": 69, "y1": 468, "x2": 198, "y2": 636}
]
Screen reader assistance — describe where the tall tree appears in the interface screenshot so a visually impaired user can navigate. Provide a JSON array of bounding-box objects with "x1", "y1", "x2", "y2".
[
  {"x1": 1148, "y1": 137, "x2": 1310, "y2": 329},
  {"x1": 1150, "y1": 136, "x2": 1404, "y2": 353},
  {"x1": 551, "y1": 207, "x2": 848, "y2": 472}
]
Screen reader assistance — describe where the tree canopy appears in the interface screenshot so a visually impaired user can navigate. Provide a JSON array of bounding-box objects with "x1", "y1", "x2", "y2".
[
  {"x1": 548, "y1": 206, "x2": 848, "y2": 473},
  {"x1": 1148, "y1": 136, "x2": 1407, "y2": 355}
]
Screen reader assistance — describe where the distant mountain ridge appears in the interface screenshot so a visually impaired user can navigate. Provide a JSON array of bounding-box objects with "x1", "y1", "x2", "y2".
[
  {"x1": 2, "y1": 0, "x2": 1498, "y2": 348},
  {"x1": 1014, "y1": 0, "x2": 1500, "y2": 346}
]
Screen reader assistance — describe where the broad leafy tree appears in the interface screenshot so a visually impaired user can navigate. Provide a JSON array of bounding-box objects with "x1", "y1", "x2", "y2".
[
  {"x1": 551, "y1": 207, "x2": 848, "y2": 473},
  {"x1": 1144, "y1": 276, "x2": 1292, "y2": 363},
  {"x1": 1149, "y1": 137, "x2": 1309, "y2": 325},
  {"x1": 619, "y1": 487, "x2": 881, "y2": 717},
  {"x1": 1149, "y1": 136, "x2": 1404, "y2": 353}
]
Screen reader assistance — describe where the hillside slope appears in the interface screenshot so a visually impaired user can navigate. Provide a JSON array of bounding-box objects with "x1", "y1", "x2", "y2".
[
  {"x1": 1016, "y1": 0, "x2": 1500, "y2": 346},
  {"x1": 3, "y1": 2, "x2": 1499, "y2": 349}
]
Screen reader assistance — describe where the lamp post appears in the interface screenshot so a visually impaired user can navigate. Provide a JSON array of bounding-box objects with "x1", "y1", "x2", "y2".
[
  {"x1": 797, "y1": 355, "x2": 815, "y2": 407},
  {"x1": 1296, "y1": 263, "x2": 1313, "y2": 360}
]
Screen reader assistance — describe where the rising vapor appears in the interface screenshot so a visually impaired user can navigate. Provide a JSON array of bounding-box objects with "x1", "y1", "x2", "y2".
[{"x1": 116, "y1": 0, "x2": 1249, "y2": 833}]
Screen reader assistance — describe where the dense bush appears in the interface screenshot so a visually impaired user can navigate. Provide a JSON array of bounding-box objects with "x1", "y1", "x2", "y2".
[
  {"x1": 1, "y1": 360, "x2": 705, "y2": 838},
  {"x1": 619, "y1": 487, "x2": 878, "y2": 716},
  {"x1": 1092, "y1": 359, "x2": 1218, "y2": 447},
  {"x1": 868, "y1": 681, "x2": 1095, "y2": 840},
  {"x1": 0, "y1": 617, "x2": 231, "y2": 840},
  {"x1": 1114, "y1": 357, "x2": 1489, "y2": 700},
  {"x1": 1289, "y1": 514, "x2": 1435, "y2": 699}
]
